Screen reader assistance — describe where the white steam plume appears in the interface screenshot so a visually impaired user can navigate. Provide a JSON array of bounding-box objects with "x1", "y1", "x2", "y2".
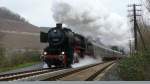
[
  {"x1": 71, "y1": 56, "x2": 102, "y2": 68},
  {"x1": 51, "y1": 0, "x2": 131, "y2": 51},
  {"x1": 43, "y1": 62, "x2": 48, "y2": 68}
]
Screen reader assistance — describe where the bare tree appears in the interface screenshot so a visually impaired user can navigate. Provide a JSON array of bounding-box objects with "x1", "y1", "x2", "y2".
[{"x1": 146, "y1": 0, "x2": 150, "y2": 12}]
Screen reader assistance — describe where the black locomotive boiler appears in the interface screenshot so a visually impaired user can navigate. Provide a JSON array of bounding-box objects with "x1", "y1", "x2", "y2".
[
  {"x1": 40, "y1": 23, "x2": 123, "y2": 68},
  {"x1": 40, "y1": 23, "x2": 92, "y2": 68}
]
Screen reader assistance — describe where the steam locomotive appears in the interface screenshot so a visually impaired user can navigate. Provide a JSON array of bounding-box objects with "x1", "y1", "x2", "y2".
[{"x1": 40, "y1": 23, "x2": 122, "y2": 68}]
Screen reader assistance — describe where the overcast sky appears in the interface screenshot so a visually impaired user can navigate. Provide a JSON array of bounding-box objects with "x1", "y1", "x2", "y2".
[
  {"x1": 0, "y1": 0, "x2": 141, "y2": 50},
  {"x1": 0, "y1": 0, "x2": 140, "y2": 27}
]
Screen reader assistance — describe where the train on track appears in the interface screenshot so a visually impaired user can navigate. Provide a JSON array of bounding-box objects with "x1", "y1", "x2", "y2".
[{"x1": 40, "y1": 23, "x2": 122, "y2": 68}]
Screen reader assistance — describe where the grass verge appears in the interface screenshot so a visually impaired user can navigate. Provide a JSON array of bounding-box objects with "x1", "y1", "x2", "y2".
[{"x1": 0, "y1": 61, "x2": 40, "y2": 73}]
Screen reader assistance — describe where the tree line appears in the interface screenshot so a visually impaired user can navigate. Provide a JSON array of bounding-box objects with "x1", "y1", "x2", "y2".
[{"x1": 0, "y1": 7, "x2": 27, "y2": 23}]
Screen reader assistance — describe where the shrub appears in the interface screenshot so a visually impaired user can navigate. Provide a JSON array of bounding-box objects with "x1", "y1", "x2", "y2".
[
  {"x1": 118, "y1": 50, "x2": 150, "y2": 80},
  {"x1": 0, "y1": 49, "x2": 41, "y2": 69},
  {"x1": 0, "y1": 46, "x2": 6, "y2": 67},
  {"x1": 22, "y1": 50, "x2": 41, "y2": 62}
]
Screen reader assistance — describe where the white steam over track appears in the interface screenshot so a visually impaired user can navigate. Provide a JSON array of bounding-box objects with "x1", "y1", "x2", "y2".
[
  {"x1": 51, "y1": 0, "x2": 131, "y2": 51},
  {"x1": 72, "y1": 56, "x2": 102, "y2": 68}
]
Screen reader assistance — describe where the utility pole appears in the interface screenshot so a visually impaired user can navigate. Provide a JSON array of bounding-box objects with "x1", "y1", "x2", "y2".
[
  {"x1": 128, "y1": 4, "x2": 142, "y2": 52},
  {"x1": 133, "y1": 4, "x2": 138, "y2": 52},
  {"x1": 129, "y1": 39, "x2": 132, "y2": 55}
]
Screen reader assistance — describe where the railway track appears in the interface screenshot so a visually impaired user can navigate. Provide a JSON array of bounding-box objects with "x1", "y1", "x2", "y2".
[
  {"x1": 0, "y1": 61, "x2": 115, "y2": 81},
  {"x1": 45, "y1": 61, "x2": 115, "y2": 81},
  {"x1": 0, "y1": 68, "x2": 63, "y2": 81},
  {"x1": 18, "y1": 61, "x2": 115, "y2": 81}
]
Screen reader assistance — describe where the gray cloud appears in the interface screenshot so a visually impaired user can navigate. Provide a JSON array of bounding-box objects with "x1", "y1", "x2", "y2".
[{"x1": 0, "y1": 0, "x2": 56, "y2": 27}]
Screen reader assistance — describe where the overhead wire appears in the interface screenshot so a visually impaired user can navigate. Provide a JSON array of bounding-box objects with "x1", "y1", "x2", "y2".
[{"x1": 129, "y1": 0, "x2": 147, "y2": 50}]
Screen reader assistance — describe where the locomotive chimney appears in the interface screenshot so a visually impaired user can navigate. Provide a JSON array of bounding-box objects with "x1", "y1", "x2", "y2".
[{"x1": 56, "y1": 23, "x2": 62, "y2": 29}]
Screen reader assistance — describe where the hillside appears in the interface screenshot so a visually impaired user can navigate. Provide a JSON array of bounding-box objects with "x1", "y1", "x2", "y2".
[
  {"x1": 0, "y1": 7, "x2": 48, "y2": 50},
  {"x1": 0, "y1": 7, "x2": 26, "y2": 23}
]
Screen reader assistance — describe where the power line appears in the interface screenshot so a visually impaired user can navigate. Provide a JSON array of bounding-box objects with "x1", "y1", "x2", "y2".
[
  {"x1": 128, "y1": 4, "x2": 140, "y2": 52},
  {"x1": 128, "y1": 4, "x2": 146, "y2": 52}
]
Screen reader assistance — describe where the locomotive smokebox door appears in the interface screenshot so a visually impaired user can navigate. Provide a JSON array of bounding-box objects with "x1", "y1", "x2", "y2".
[
  {"x1": 56, "y1": 23, "x2": 62, "y2": 29},
  {"x1": 40, "y1": 32, "x2": 48, "y2": 43}
]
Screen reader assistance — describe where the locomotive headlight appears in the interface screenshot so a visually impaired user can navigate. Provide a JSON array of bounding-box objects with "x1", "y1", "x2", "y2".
[
  {"x1": 53, "y1": 29, "x2": 57, "y2": 33},
  {"x1": 43, "y1": 52, "x2": 47, "y2": 55},
  {"x1": 61, "y1": 51, "x2": 65, "y2": 55}
]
